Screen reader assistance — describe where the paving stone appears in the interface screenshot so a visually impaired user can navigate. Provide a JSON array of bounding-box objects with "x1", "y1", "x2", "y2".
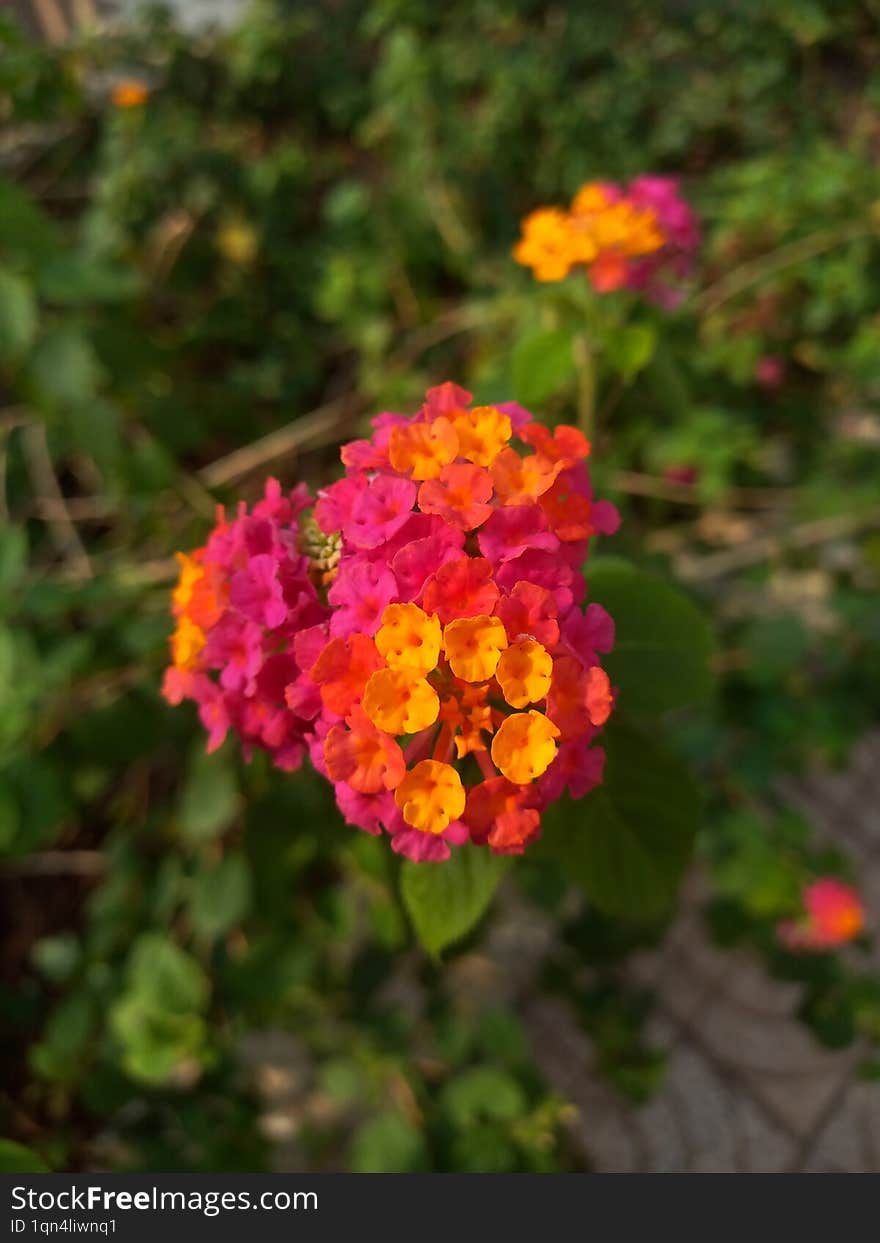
[
  {"x1": 631, "y1": 950, "x2": 715, "y2": 1024},
  {"x1": 627, "y1": 879, "x2": 734, "y2": 1014},
  {"x1": 801, "y1": 1080, "x2": 880, "y2": 1173},
  {"x1": 778, "y1": 730, "x2": 880, "y2": 862},
  {"x1": 688, "y1": 967, "x2": 857, "y2": 1135},
  {"x1": 859, "y1": 853, "x2": 880, "y2": 968},
  {"x1": 716, "y1": 950, "x2": 802, "y2": 1016},
  {"x1": 525, "y1": 1002, "x2": 797, "y2": 1171}
]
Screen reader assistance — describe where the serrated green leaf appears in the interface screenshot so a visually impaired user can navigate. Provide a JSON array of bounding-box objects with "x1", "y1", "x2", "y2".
[
  {"x1": 540, "y1": 723, "x2": 700, "y2": 919},
  {"x1": 511, "y1": 327, "x2": 576, "y2": 407},
  {"x1": 401, "y1": 844, "x2": 509, "y2": 957},
  {"x1": 587, "y1": 557, "x2": 715, "y2": 716}
]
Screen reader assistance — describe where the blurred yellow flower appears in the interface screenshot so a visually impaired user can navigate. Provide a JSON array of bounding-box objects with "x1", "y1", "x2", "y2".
[
  {"x1": 216, "y1": 220, "x2": 260, "y2": 266},
  {"x1": 112, "y1": 80, "x2": 149, "y2": 109}
]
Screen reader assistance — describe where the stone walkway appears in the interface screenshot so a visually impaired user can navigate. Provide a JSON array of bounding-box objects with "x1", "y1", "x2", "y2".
[{"x1": 524, "y1": 732, "x2": 880, "y2": 1172}]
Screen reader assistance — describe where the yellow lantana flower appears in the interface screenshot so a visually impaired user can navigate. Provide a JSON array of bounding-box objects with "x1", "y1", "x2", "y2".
[
  {"x1": 376, "y1": 603, "x2": 441, "y2": 675},
  {"x1": 362, "y1": 668, "x2": 440, "y2": 736},
  {"x1": 394, "y1": 759, "x2": 466, "y2": 834},
  {"x1": 491, "y1": 710, "x2": 560, "y2": 784},
  {"x1": 443, "y1": 615, "x2": 508, "y2": 682},
  {"x1": 496, "y1": 639, "x2": 553, "y2": 709}
]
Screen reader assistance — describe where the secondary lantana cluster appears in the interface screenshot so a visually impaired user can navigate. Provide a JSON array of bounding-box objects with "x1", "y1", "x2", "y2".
[
  {"x1": 777, "y1": 878, "x2": 865, "y2": 952},
  {"x1": 164, "y1": 384, "x2": 619, "y2": 863},
  {"x1": 514, "y1": 176, "x2": 699, "y2": 306}
]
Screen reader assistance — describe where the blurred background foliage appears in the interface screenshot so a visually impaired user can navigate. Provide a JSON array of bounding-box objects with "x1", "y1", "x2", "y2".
[{"x1": 1, "y1": 0, "x2": 880, "y2": 1172}]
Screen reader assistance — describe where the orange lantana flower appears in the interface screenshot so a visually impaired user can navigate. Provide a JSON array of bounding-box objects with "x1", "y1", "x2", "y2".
[{"x1": 389, "y1": 417, "x2": 459, "y2": 480}]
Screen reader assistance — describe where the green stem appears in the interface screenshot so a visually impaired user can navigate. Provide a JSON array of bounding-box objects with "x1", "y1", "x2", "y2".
[{"x1": 573, "y1": 333, "x2": 595, "y2": 439}]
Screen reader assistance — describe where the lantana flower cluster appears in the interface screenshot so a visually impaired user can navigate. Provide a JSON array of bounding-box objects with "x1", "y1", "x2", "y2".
[
  {"x1": 162, "y1": 480, "x2": 329, "y2": 770},
  {"x1": 777, "y1": 878, "x2": 865, "y2": 952},
  {"x1": 164, "y1": 383, "x2": 619, "y2": 863},
  {"x1": 514, "y1": 176, "x2": 699, "y2": 306}
]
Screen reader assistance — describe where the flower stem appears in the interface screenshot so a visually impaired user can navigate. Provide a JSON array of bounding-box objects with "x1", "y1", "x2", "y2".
[{"x1": 573, "y1": 333, "x2": 595, "y2": 440}]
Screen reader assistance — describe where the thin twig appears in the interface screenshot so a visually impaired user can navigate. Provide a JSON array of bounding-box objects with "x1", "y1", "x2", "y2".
[
  {"x1": 198, "y1": 399, "x2": 352, "y2": 489},
  {"x1": 32, "y1": 497, "x2": 117, "y2": 521},
  {"x1": 31, "y1": 0, "x2": 69, "y2": 45},
  {"x1": 21, "y1": 421, "x2": 93, "y2": 580},
  {"x1": 677, "y1": 505, "x2": 880, "y2": 580},
  {"x1": 611, "y1": 470, "x2": 796, "y2": 509},
  {"x1": 1, "y1": 407, "x2": 30, "y2": 432},
  {"x1": 197, "y1": 302, "x2": 504, "y2": 489},
  {"x1": 70, "y1": 0, "x2": 99, "y2": 28},
  {"x1": 1, "y1": 850, "x2": 106, "y2": 877},
  {"x1": 694, "y1": 223, "x2": 873, "y2": 318}
]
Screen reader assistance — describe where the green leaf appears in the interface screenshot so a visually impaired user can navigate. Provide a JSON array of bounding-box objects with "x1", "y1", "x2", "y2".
[
  {"x1": 189, "y1": 852, "x2": 252, "y2": 942},
  {"x1": 30, "y1": 993, "x2": 96, "y2": 1085},
  {"x1": 511, "y1": 327, "x2": 576, "y2": 407},
  {"x1": 0, "y1": 1140, "x2": 50, "y2": 1173},
  {"x1": 125, "y1": 934, "x2": 210, "y2": 1013},
  {"x1": 108, "y1": 934, "x2": 212, "y2": 1084},
  {"x1": 587, "y1": 557, "x2": 715, "y2": 716},
  {"x1": 604, "y1": 322, "x2": 657, "y2": 381},
  {"x1": 178, "y1": 745, "x2": 241, "y2": 843},
  {"x1": 0, "y1": 177, "x2": 61, "y2": 261},
  {"x1": 37, "y1": 252, "x2": 141, "y2": 306},
  {"x1": 440, "y1": 1066, "x2": 527, "y2": 1128},
  {"x1": 110, "y1": 999, "x2": 209, "y2": 1085},
  {"x1": 27, "y1": 326, "x2": 102, "y2": 408},
  {"x1": 30, "y1": 934, "x2": 80, "y2": 982},
  {"x1": 0, "y1": 526, "x2": 27, "y2": 612},
  {"x1": 401, "y1": 844, "x2": 509, "y2": 957},
  {"x1": 743, "y1": 615, "x2": 811, "y2": 683},
  {"x1": 349, "y1": 1112, "x2": 428, "y2": 1173},
  {"x1": 0, "y1": 267, "x2": 38, "y2": 359},
  {"x1": 540, "y1": 723, "x2": 700, "y2": 919}
]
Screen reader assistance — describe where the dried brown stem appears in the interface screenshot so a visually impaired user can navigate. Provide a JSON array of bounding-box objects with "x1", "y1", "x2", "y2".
[
  {"x1": 612, "y1": 470, "x2": 796, "y2": 509},
  {"x1": 677, "y1": 505, "x2": 880, "y2": 580},
  {"x1": 198, "y1": 399, "x2": 352, "y2": 489},
  {"x1": 694, "y1": 223, "x2": 873, "y2": 318},
  {"x1": 1, "y1": 850, "x2": 106, "y2": 877}
]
